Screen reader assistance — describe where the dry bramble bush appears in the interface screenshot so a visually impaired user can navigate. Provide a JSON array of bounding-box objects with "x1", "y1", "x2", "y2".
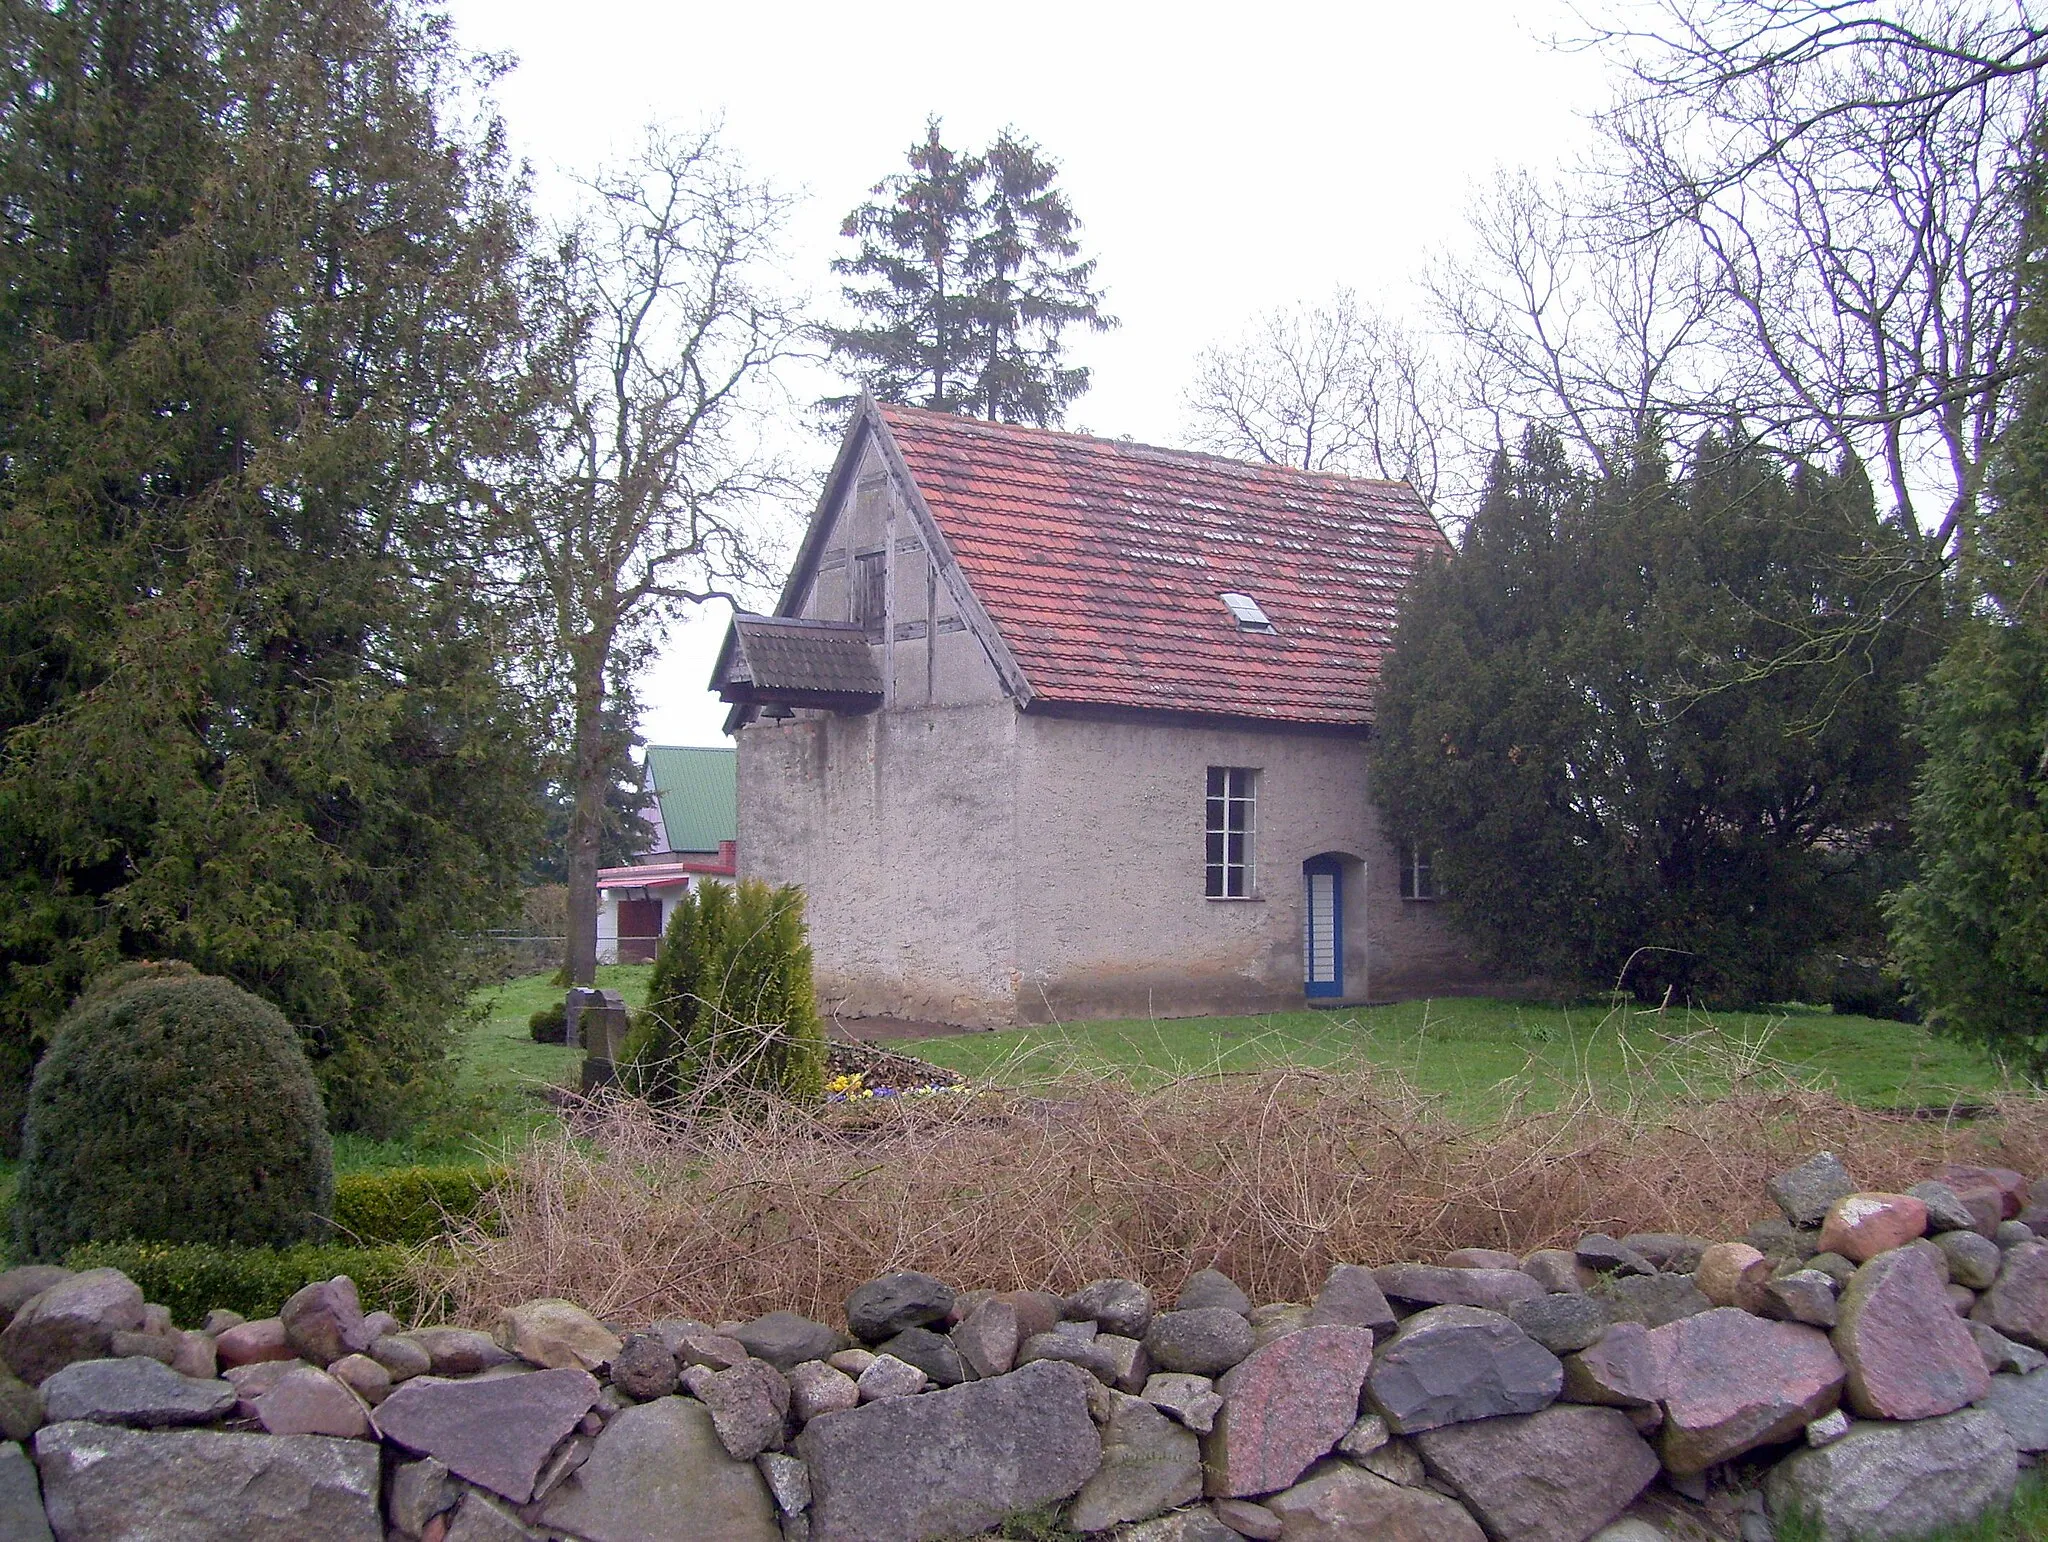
[{"x1": 416, "y1": 1038, "x2": 2048, "y2": 1329}]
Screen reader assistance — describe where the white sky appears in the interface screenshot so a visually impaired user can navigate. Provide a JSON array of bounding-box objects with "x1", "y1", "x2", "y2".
[{"x1": 440, "y1": 0, "x2": 1617, "y2": 747}]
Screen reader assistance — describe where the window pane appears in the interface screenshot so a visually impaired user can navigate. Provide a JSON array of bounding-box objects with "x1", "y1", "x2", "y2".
[
  {"x1": 1207, "y1": 833, "x2": 1225, "y2": 865},
  {"x1": 1206, "y1": 866, "x2": 1224, "y2": 897},
  {"x1": 1207, "y1": 767, "x2": 1226, "y2": 798}
]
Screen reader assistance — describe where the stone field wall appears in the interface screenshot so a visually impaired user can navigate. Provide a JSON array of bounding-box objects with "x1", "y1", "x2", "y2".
[{"x1": 2, "y1": 1152, "x2": 2048, "y2": 1541}]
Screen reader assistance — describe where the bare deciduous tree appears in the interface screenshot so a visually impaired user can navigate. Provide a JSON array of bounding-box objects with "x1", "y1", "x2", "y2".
[
  {"x1": 1181, "y1": 289, "x2": 1448, "y2": 505},
  {"x1": 500, "y1": 126, "x2": 804, "y2": 985}
]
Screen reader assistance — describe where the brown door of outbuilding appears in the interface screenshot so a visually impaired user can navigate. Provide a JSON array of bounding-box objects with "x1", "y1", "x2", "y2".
[{"x1": 617, "y1": 898, "x2": 663, "y2": 963}]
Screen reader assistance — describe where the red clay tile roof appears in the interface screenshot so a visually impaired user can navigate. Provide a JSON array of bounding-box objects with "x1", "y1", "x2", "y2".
[{"x1": 879, "y1": 404, "x2": 1449, "y2": 728}]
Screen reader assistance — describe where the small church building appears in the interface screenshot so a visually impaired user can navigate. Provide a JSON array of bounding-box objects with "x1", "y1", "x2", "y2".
[{"x1": 714, "y1": 398, "x2": 1485, "y2": 1027}]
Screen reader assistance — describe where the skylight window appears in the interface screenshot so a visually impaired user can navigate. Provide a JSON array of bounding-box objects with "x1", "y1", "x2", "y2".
[{"x1": 1220, "y1": 592, "x2": 1276, "y2": 632}]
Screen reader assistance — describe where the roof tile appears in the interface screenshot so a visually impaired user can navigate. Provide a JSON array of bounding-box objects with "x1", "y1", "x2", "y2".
[{"x1": 881, "y1": 405, "x2": 1447, "y2": 727}]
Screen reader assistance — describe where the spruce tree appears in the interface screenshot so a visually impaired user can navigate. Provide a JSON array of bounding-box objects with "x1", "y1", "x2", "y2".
[
  {"x1": 827, "y1": 120, "x2": 1113, "y2": 426},
  {"x1": 0, "y1": 0, "x2": 539, "y2": 1140}
]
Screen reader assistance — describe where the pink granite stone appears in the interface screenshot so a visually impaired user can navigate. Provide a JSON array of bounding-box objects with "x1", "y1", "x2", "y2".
[{"x1": 1204, "y1": 1323, "x2": 1375, "y2": 1497}]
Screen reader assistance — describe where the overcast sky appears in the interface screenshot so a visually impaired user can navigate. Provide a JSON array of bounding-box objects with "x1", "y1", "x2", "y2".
[{"x1": 439, "y1": 0, "x2": 1617, "y2": 747}]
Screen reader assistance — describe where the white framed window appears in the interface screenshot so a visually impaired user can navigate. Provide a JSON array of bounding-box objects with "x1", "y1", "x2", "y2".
[
  {"x1": 1206, "y1": 767, "x2": 1257, "y2": 898},
  {"x1": 1400, "y1": 845, "x2": 1439, "y2": 900}
]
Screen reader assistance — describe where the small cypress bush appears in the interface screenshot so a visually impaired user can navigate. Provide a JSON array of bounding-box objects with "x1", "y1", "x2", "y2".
[
  {"x1": 528, "y1": 1004, "x2": 568, "y2": 1044},
  {"x1": 624, "y1": 879, "x2": 825, "y2": 1106},
  {"x1": 17, "y1": 973, "x2": 335, "y2": 1261}
]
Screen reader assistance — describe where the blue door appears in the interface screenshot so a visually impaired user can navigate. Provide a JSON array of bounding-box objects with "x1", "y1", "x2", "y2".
[{"x1": 1303, "y1": 857, "x2": 1343, "y2": 999}]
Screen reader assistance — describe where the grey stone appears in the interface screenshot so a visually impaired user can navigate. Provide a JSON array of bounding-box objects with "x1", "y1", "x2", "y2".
[
  {"x1": 1748, "y1": 1218, "x2": 1823, "y2": 1263},
  {"x1": 1068, "y1": 1391, "x2": 1201, "y2": 1531},
  {"x1": 372, "y1": 1366, "x2": 599, "y2": 1503},
  {"x1": 1576, "y1": 1236, "x2": 1656, "y2": 1277},
  {"x1": 40, "y1": 1356, "x2": 235, "y2": 1428},
  {"x1": 1510, "y1": 1293, "x2": 1611, "y2": 1354},
  {"x1": 1374, "y1": 1262, "x2": 1544, "y2": 1311},
  {"x1": 280, "y1": 1278, "x2": 370, "y2": 1369},
  {"x1": 444, "y1": 1490, "x2": 535, "y2": 1542},
  {"x1": 731, "y1": 1311, "x2": 850, "y2": 1371},
  {"x1": 1970, "y1": 1321, "x2": 2048, "y2": 1377},
  {"x1": 1802, "y1": 1251, "x2": 1859, "y2": 1288},
  {"x1": 674, "y1": 1332, "x2": 751, "y2": 1371},
  {"x1": 795, "y1": 1358, "x2": 1101, "y2": 1542},
  {"x1": 1770, "y1": 1152, "x2": 1859, "y2": 1228},
  {"x1": 1620, "y1": 1234, "x2": 1710, "y2": 1273},
  {"x1": 1053, "y1": 1320, "x2": 1099, "y2": 1342},
  {"x1": 105, "y1": 1330, "x2": 177, "y2": 1366},
  {"x1": 1765, "y1": 1407, "x2": 2017, "y2": 1542},
  {"x1": 1977, "y1": 1368, "x2": 2048, "y2": 1452},
  {"x1": 696, "y1": 1358, "x2": 790, "y2": 1460},
  {"x1": 1068, "y1": 1279, "x2": 1154, "y2": 1338},
  {"x1": 388, "y1": 1455, "x2": 458, "y2": 1536},
  {"x1": 1590, "y1": 1523, "x2": 1671, "y2": 1542},
  {"x1": 2000, "y1": 1221, "x2": 2037, "y2": 1249},
  {"x1": 1598, "y1": 1273, "x2": 1712, "y2": 1328},
  {"x1": 199, "y1": 1309, "x2": 244, "y2": 1336},
  {"x1": 1414, "y1": 1404, "x2": 1660, "y2": 1542},
  {"x1": 253, "y1": 1365, "x2": 372, "y2": 1439},
  {"x1": 1910, "y1": 1182, "x2": 1980, "y2": 1235},
  {"x1": 402, "y1": 1328, "x2": 516, "y2": 1377},
  {"x1": 1304, "y1": 1263, "x2": 1398, "y2": 1339},
  {"x1": 1116, "y1": 1508, "x2": 1240, "y2": 1542},
  {"x1": 1940, "y1": 1230, "x2": 2005, "y2": 1291},
  {"x1": 1175, "y1": 1270, "x2": 1252, "y2": 1317},
  {"x1": 1140, "y1": 1373, "x2": 1224, "y2": 1434},
  {"x1": 1265, "y1": 1461, "x2": 1486, "y2": 1542},
  {"x1": 0, "y1": 1270, "x2": 73, "y2": 1335},
  {"x1": 950, "y1": 1299, "x2": 1018, "y2": 1380},
  {"x1": 788, "y1": 1359, "x2": 861, "y2": 1422},
  {"x1": 0, "y1": 1269, "x2": 145, "y2": 1386},
  {"x1": 1337, "y1": 1412, "x2": 1390, "y2": 1457},
  {"x1": 1366, "y1": 1304, "x2": 1564, "y2": 1434},
  {"x1": 1144, "y1": 1309, "x2": 1256, "y2": 1377},
  {"x1": 1248, "y1": 1303, "x2": 1309, "y2": 1349},
  {"x1": 1522, "y1": 1251, "x2": 1586, "y2": 1293},
  {"x1": 1972, "y1": 1241, "x2": 2048, "y2": 1349},
  {"x1": 854, "y1": 1353, "x2": 925, "y2": 1402},
  {"x1": 33, "y1": 1420, "x2": 381, "y2": 1540},
  {"x1": 1209, "y1": 1496, "x2": 1282, "y2": 1539},
  {"x1": 1358, "y1": 1436, "x2": 1426, "y2": 1486},
  {"x1": 0, "y1": 1442, "x2": 50, "y2": 1542},
  {"x1": 1019, "y1": 1331, "x2": 1121, "y2": 1384},
  {"x1": 844, "y1": 1273, "x2": 954, "y2": 1343},
  {"x1": 540, "y1": 1395, "x2": 778, "y2": 1542},
  {"x1": 530, "y1": 1437, "x2": 595, "y2": 1511},
  {"x1": 876, "y1": 1327, "x2": 966, "y2": 1387},
  {"x1": 608, "y1": 1332, "x2": 679, "y2": 1400},
  {"x1": 1761, "y1": 1270, "x2": 1839, "y2": 1328},
  {"x1": 758, "y1": 1449, "x2": 811, "y2": 1515},
  {"x1": 0, "y1": 1370, "x2": 41, "y2": 1442},
  {"x1": 1097, "y1": 1333, "x2": 1152, "y2": 1394},
  {"x1": 1807, "y1": 1408, "x2": 1852, "y2": 1446}
]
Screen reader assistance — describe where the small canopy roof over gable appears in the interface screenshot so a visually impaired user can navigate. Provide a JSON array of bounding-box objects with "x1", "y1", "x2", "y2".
[
  {"x1": 714, "y1": 396, "x2": 1448, "y2": 731},
  {"x1": 714, "y1": 614, "x2": 884, "y2": 714}
]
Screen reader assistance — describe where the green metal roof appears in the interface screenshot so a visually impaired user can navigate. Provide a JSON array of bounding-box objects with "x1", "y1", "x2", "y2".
[{"x1": 643, "y1": 745, "x2": 737, "y2": 854}]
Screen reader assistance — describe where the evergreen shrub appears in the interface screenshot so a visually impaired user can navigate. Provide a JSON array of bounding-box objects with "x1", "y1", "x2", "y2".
[
  {"x1": 624, "y1": 878, "x2": 825, "y2": 1106},
  {"x1": 64, "y1": 1240, "x2": 428, "y2": 1325},
  {"x1": 528, "y1": 1003, "x2": 568, "y2": 1044},
  {"x1": 329, "y1": 1165, "x2": 505, "y2": 1246},
  {"x1": 16, "y1": 973, "x2": 334, "y2": 1261}
]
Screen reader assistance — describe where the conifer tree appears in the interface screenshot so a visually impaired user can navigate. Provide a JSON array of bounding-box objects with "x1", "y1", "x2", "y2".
[{"x1": 827, "y1": 120, "x2": 1113, "y2": 425}]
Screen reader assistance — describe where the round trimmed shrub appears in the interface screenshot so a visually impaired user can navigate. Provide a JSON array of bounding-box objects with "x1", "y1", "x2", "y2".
[
  {"x1": 16, "y1": 972, "x2": 335, "y2": 1261},
  {"x1": 528, "y1": 1003, "x2": 568, "y2": 1044}
]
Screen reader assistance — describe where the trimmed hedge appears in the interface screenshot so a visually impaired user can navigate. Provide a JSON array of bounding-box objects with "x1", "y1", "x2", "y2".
[
  {"x1": 65, "y1": 1241, "x2": 437, "y2": 1326},
  {"x1": 329, "y1": 1165, "x2": 505, "y2": 1247},
  {"x1": 18, "y1": 973, "x2": 333, "y2": 1260}
]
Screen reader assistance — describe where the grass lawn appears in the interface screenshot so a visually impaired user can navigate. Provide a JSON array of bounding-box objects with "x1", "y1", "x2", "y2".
[
  {"x1": 909, "y1": 995, "x2": 2013, "y2": 1119},
  {"x1": 331, "y1": 964, "x2": 653, "y2": 1172},
  {"x1": 320, "y1": 967, "x2": 2016, "y2": 1169}
]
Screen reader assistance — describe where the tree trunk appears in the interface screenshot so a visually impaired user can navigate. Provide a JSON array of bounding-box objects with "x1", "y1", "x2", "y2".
[{"x1": 563, "y1": 637, "x2": 609, "y2": 986}]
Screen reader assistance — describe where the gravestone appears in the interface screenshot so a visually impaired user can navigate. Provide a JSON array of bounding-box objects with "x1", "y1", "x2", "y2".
[{"x1": 574, "y1": 990, "x2": 631, "y2": 1092}]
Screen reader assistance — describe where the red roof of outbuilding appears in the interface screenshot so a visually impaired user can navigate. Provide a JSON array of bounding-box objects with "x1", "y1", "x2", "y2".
[{"x1": 878, "y1": 404, "x2": 1448, "y2": 727}]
